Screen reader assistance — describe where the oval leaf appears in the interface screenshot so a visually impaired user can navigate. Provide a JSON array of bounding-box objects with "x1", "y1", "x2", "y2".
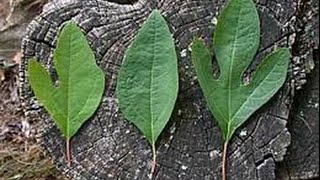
[{"x1": 116, "y1": 10, "x2": 178, "y2": 146}]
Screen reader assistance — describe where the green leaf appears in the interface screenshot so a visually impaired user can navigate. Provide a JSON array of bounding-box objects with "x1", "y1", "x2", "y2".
[
  {"x1": 191, "y1": 0, "x2": 290, "y2": 142},
  {"x1": 28, "y1": 21, "x2": 105, "y2": 165},
  {"x1": 116, "y1": 10, "x2": 178, "y2": 173}
]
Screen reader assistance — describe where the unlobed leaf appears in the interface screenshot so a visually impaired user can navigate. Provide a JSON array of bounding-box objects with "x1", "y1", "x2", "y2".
[{"x1": 116, "y1": 10, "x2": 178, "y2": 146}]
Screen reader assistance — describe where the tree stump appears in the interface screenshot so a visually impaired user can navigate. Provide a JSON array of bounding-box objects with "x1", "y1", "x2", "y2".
[
  {"x1": 19, "y1": 0, "x2": 318, "y2": 179},
  {"x1": 277, "y1": 50, "x2": 319, "y2": 180}
]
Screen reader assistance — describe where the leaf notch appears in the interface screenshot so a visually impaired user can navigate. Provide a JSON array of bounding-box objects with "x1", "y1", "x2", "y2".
[
  {"x1": 28, "y1": 21, "x2": 105, "y2": 166},
  {"x1": 191, "y1": 0, "x2": 290, "y2": 179}
]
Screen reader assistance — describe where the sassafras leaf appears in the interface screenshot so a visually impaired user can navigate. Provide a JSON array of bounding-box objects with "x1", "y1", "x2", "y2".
[
  {"x1": 191, "y1": 0, "x2": 290, "y2": 179},
  {"x1": 28, "y1": 21, "x2": 105, "y2": 166},
  {"x1": 116, "y1": 10, "x2": 178, "y2": 175}
]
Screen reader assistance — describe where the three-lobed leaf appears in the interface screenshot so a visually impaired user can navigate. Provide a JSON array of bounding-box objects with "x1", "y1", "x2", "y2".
[
  {"x1": 116, "y1": 10, "x2": 178, "y2": 150},
  {"x1": 28, "y1": 21, "x2": 105, "y2": 141},
  {"x1": 191, "y1": 0, "x2": 290, "y2": 142}
]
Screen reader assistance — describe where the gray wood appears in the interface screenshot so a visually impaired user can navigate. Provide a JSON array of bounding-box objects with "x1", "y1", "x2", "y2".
[
  {"x1": 279, "y1": 50, "x2": 319, "y2": 180},
  {"x1": 276, "y1": 0, "x2": 319, "y2": 179},
  {"x1": 18, "y1": 0, "x2": 316, "y2": 179},
  {"x1": 277, "y1": 53, "x2": 319, "y2": 180}
]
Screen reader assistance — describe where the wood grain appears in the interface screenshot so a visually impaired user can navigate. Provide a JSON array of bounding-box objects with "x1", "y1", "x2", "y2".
[{"x1": 19, "y1": 0, "x2": 318, "y2": 179}]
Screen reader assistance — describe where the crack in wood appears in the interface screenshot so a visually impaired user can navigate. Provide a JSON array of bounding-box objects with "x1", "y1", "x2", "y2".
[{"x1": 18, "y1": 0, "x2": 318, "y2": 179}]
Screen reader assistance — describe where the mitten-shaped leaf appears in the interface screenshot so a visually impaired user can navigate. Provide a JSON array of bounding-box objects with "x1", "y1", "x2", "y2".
[{"x1": 28, "y1": 22, "x2": 105, "y2": 165}]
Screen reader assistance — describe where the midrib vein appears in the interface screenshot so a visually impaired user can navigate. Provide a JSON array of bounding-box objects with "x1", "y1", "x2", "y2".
[
  {"x1": 149, "y1": 19, "x2": 157, "y2": 144},
  {"x1": 66, "y1": 32, "x2": 72, "y2": 138},
  {"x1": 227, "y1": 7, "x2": 242, "y2": 138}
]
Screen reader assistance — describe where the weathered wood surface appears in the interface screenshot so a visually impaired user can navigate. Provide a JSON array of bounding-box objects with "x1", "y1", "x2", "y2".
[
  {"x1": 18, "y1": 0, "x2": 317, "y2": 179},
  {"x1": 277, "y1": 54, "x2": 319, "y2": 179},
  {"x1": 279, "y1": 50, "x2": 319, "y2": 180},
  {"x1": 276, "y1": 0, "x2": 319, "y2": 179}
]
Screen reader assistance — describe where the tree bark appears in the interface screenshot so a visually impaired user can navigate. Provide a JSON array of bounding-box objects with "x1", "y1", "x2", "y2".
[{"x1": 19, "y1": 0, "x2": 318, "y2": 179}]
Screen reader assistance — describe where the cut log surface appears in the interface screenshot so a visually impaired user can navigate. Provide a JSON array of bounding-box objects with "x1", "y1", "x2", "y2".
[
  {"x1": 281, "y1": 50, "x2": 319, "y2": 180},
  {"x1": 18, "y1": 0, "x2": 317, "y2": 179},
  {"x1": 276, "y1": 0, "x2": 319, "y2": 179}
]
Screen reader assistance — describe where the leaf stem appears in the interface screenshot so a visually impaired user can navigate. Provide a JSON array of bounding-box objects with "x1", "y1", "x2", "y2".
[
  {"x1": 66, "y1": 139, "x2": 72, "y2": 167},
  {"x1": 151, "y1": 143, "x2": 157, "y2": 179},
  {"x1": 222, "y1": 142, "x2": 228, "y2": 180}
]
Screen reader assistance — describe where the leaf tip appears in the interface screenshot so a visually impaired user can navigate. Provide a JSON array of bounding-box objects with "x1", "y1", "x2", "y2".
[
  {"x1": 189, "y1": 37, "x2": 205, "y2": 53},
  {"x1": 27, "y1": 58, "x2": 42, "y2": 75},
  {"x1": 150, "y1": 9, "x2": 162, "y2": 16},
  {"x1": 273, "y1": 47, "x2": 291, "y2": 67},
  {"x1": 59, "y1": 20, "x2": 83, "y2": 40},
  {"x1": 64, "y1": 20, "x2": 80, "y2": 30}
]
